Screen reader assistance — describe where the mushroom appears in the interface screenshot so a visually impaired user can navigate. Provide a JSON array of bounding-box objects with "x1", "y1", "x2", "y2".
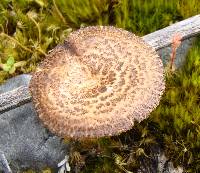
[{"x1": 29, "y1": 26, "x2": 165, "y2": 139}]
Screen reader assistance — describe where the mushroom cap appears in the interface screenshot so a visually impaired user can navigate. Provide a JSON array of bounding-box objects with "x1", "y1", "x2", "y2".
[{"x1": 30, "y1": 26, "x2": 165, "y2": 139}]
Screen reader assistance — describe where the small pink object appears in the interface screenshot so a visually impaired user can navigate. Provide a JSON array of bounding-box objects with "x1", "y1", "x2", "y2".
[
  {"x1": 170, "y1": 33, "x2": 183, "y2": 70},
  {"x1": 172, "y1": 33, "x2": 182, "y2": 50}
]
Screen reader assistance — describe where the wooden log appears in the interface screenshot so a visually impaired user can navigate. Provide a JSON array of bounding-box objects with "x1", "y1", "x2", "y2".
[
  {"x1": 0, "y1": 151, "x2": 12, "y2": 173},
  {"x1": 143, "y1": 14, "x2": 200, "y2": 50},
  {"x1": 0, "y1": 86, "x2": 31, "y2": 113},
  {"x1": 0, "y1": 15, "x2": 200, "y2": 113}
]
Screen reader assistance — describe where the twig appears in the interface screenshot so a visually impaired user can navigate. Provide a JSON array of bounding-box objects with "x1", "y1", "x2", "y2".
[
  {"x1": 0, "y1": 86, "x2": 32, "y2": 114},
  {"x1": 0, "y1": 32, "x2": 47, "y2": 56},
  {"x1": 0, "y1": 151, "x2": 12, "y2": 173},
  {"x1": 52, "y1": 0, "x2": 68, "y2": 26},
  {"x1": 29, "y1": 17, "x2": 41, "y2": 44},
  {"x1": 0, "y1": 32, "x2": 34, "y2": 54},
  {"x1": 36, "y1": 48, "x2": 47, "y2": 56}
]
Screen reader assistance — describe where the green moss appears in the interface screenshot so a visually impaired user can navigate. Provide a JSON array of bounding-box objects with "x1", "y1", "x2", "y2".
[
  {"x1": 66, "y1": 38, "x2": 200, "y2": 173},
  {"x1": 0, "y1": 0, "x2": 200, "y2": 82},
  {"x1": 150, "y1": 38, "x2": 200, "y2": 172},
  {"x1": 66, "y1": 121, "x2": 161, "y2": 173},
  {"x1": 0, "y1": 1, "x2": 200, "y2": 172}
]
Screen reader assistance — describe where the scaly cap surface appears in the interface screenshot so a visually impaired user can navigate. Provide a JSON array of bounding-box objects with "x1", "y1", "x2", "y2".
[{"x1": 30, "y1": 26, "x2": 165, "y2": 139}]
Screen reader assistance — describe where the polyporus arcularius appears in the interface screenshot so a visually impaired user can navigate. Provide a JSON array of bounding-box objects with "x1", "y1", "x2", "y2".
[{"x1": 30, "y1": 26, "x2": 165, "y2": 139}]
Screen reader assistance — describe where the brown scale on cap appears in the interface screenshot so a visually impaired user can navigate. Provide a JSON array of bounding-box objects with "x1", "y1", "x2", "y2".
[{"x1": 29, "y1": 26, "x2": 165, "y2": 139}]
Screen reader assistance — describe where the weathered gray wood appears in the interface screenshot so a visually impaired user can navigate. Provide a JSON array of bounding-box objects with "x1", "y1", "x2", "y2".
[
  {"x1": 143, "y1": 14, "x2": 200, "y2": 50},
  {"x1": 0, "y1": 15, "x2": 200, "y2": 113},
  {"x1": 0, "y1": 151, "x2": 12, "y2": 173},
  {"x1": 0, "y1": 86, "x2": 31, "y2": 113}
]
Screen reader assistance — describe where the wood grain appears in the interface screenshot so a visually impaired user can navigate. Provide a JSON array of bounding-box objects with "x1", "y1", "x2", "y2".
[{"x1": 143, "y1": 15, "x2": 200, "y2": 50}]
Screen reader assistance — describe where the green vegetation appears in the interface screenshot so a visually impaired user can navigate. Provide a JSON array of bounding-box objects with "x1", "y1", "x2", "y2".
[
  {"x1": 0, "y1": 0, "x2": 200, "y2": 172},
  {"x1": 0, "y1": 0, "x2": 200, "y2": 82},
  {"x1": 68, "y1": 38, "x2": 200, "y2": 173},
  {"x1": 151, "y1": 38, "x2": 200, "y2": 172},
  {"x1": 69, "y1": 121, "x2": 163, "y2": 173}
]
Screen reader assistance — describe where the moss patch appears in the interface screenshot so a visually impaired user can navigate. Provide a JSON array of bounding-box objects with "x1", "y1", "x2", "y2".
[{"x1": 0, "y1": 0, "x2": 200, "y2": 82}]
